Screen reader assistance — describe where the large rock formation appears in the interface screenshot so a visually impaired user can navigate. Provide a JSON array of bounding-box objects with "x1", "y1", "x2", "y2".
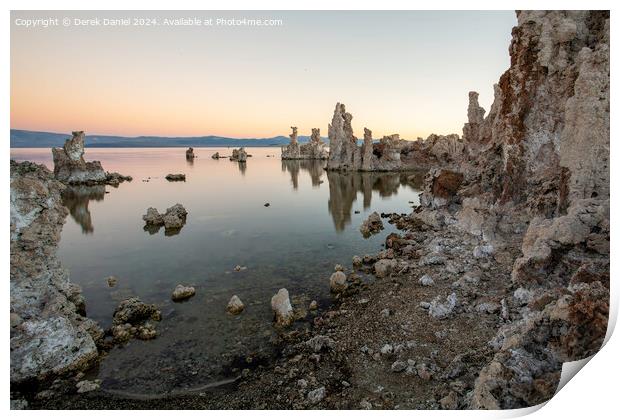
[
  {"x1": 281, "y1": 127, "x2": 328, "y2": 160},
  {"x1": 10, "y1": 161, "x2": 103, "y2": 387},
  {"x1": 409, "y1": 11, "x2": 609, "y2": 409},
  {"x1": 325, "y1": 103, "x2": 464, "y2": 172},
  {"x1": 52, "y1": 131, "x2": 132, "y2": 186},
  {"x1": 326, "y1": 103, "x2": 360, "y2": 170},
  {"x1": 52, "y1": 132, "x2": 107, "y2": 184}
]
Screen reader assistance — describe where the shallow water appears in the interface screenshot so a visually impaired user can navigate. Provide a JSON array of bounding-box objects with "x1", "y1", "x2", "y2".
[{"x1": 11, "y1": 147, "x2": 423, "y2": 395}]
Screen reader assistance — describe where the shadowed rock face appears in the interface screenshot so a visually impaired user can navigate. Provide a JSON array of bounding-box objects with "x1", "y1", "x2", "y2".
[
  {"x1": 10, "y1": 160, "x2": 103, "y2": 387},
  {"x1": 52, "y1": 131, "x2": 107, "y2": 184}
]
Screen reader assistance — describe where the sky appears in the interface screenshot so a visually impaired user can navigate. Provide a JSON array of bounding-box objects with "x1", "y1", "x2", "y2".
[{"x1": 11, "y1": 10, "x2": 516, "y2": 139}]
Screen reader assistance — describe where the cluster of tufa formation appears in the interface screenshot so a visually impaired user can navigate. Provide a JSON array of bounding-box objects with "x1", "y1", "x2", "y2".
[
  {"x1": 281, "y1": 127, "x2": 329, "y2": 160},
  {"x1": 52, "y1": 131, "x2": 131, "y2": 185},
  {"x1": 230, "y1": 147, "x2": 248, "y2": 162},
  {"x1": 142, "y1": 203, "x2": 188, "y2": 236},
  {"x1": 325, "y1": 104, "x2": 468, "y2": 172}
]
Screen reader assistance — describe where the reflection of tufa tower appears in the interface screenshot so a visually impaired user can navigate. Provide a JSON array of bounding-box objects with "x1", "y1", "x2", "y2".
[
  {"x1": 282, "y1": 160, "x2": 324, "y2": 190},
  {"x1": 326, "y1": 172, "x2": 411, "y2": 232},
  {"x1": 61, "y1": 185, "x2": 106, "y2": 234}
]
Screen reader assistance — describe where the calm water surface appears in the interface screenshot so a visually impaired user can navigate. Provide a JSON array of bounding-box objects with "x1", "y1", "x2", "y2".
[{"x1": 11, "y1": 147, "x2": 423, "y2": 395}]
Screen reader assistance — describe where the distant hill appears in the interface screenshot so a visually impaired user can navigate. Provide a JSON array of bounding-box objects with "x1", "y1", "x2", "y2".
[{"x1": 10, "y1": 129, "x2": 324, "y2": 148}]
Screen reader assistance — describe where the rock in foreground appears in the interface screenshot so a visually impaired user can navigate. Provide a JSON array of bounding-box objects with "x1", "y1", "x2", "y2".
[
  {"x1": 271, "y1": 288, "x2": 294, "y2": 327},
  {"x1": 10, "y1": 160, "x2": 103, "y2": 385}
]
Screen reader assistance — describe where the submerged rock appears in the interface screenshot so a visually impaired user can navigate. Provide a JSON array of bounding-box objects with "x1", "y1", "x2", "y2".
[
  {"x1": 271, "y1": 288, "x2": 294, "y2": 327},
  {"x1": 211, "y1": 152, "x2": 220, "y2": 159},
  {"x1": 106, "y1": 276, "x2": 118, "y2": 287},
  {"x1": 227, "y1": 295, "x2": 245, "y2": 314},
  {"x1": 171, "y1": 285, "x2": 196, "y2": 302}
]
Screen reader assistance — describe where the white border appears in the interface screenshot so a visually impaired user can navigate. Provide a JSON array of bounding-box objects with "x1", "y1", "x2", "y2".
[{"x1": 3, "y1": 1, "x2": 618, "y2": 419}]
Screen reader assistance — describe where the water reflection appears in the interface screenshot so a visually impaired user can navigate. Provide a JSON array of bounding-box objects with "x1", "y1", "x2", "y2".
[
  {"x1": 281, "y1": 160, "x2": 324, "y2": 189},
  {"x1": 61, "y1": 185, "x2": 106, "y2": 234},
  {"x1": 326, "y1": 171, "x2": 423, "y2": 231},
  {"x1": 238, "y1": 161, "x2": 247, "y2": 176},
  {"x1": 280, "y1": 160, "x2": 424, "y2": 232}
]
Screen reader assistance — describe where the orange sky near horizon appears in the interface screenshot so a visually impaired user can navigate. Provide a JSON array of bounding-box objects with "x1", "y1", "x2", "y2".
[{"x1": 11, "y1": 10, "x2": 516, "y2": 140}]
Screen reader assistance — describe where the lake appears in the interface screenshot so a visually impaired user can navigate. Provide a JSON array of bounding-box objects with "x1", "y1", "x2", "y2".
[{"x1": 10, "y1": 147, "x2": 423, "y2": 396}]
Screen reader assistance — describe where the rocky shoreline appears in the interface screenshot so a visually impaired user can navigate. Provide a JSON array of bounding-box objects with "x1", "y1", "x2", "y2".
[{"x1": 11, "y1": 10, "x2": 609, "y2": 410}]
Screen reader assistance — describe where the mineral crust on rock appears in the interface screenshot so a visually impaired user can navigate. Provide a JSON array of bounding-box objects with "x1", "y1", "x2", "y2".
[{"x1": 10, "y1": 161, "x2": 103, "y2": 386}]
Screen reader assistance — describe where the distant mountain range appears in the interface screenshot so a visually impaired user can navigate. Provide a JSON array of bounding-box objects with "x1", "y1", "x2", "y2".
[{"x1": 10, "y1": 129, "x2": 324, "y2": 148}]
